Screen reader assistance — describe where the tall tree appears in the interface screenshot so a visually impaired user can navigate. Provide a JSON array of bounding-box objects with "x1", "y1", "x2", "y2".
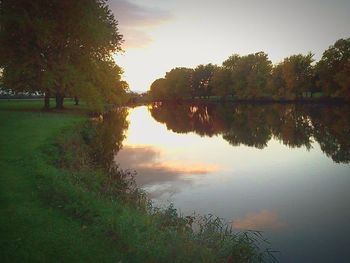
[
  {"x1": 211, "y1": 66, "x2": 233, "y2": 100},
  {"x1": 222, "y1": 52, "x2": 272, "y2": 99},
  {"x1": 268, "y1": 63, "x2": 286, "y2": 99},
  {"x1": 316, "y1": 38, "x2": 350, "y2": 100},
  {"x1": 281, "y1": 53, "x2": 314, "y2": 99},
  {"x1": 268, "y1": 54, "x2": 314, "y2": 100},
  {"x1": 164, "y1": 67, "x2": 193, "y2": 100},
  {"x1": 150, "y1": 78, "x2": 167, "y2": 101},
  {"x1": 0, "y1": 0, "x2": 124, "y2": 110},
  {"x1": 192, "y1": 64, "x2": 215, "y2": 99}
]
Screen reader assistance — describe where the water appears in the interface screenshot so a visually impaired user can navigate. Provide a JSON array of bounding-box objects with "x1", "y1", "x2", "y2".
[{"x1": 111, "y1": 103, "x2": 350, "y2": 263}]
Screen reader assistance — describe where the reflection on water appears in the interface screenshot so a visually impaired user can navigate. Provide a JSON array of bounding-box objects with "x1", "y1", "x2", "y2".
[
  {"x1": 89, "y1": 107, "x2": 129, "y2": 170},
  {"x1": 149, "y1": 102, "x2": 350, "y2": 163},
  {"x1": 96, "y1": 103, "x2": 350, "y2": 263},
  {"x1": 115, "y1": 145, "x2": 218, "y2": 198},
  {"x1": 232, "y1": 209, "x2": 288, "y2": 231}
]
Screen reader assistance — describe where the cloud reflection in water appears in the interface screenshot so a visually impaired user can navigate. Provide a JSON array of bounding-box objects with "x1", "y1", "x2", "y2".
[
  {"x1": 232, "y1": 209, "x2": 287, "y2": 231},
  {"x1": 114, "y1": 145, "x2": 218, "y2": 198}
]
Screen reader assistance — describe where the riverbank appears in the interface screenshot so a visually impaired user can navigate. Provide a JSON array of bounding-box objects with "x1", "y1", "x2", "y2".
[
  {"x1": 132, "y1": 94, "x2": 347, "y2": 105},
  {"x1": 0, "y1": 100, "x2": 274, "y2": 263}
]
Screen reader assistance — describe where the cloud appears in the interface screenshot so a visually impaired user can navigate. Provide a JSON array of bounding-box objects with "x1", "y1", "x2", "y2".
[
  {"x1": 122, "y1": 29, "x2": 153, "y2": 49},
  {"x1": 232, "y1": 209, "x2": 287, "y2": 231},
  {"x1": 108, "y1": 0, "x2": 173, "y2": 48}
]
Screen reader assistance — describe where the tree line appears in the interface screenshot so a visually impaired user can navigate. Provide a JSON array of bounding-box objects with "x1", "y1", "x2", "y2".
[
  {"x1": 0, "y1": 0, "x2": 128, "y2": 110},
  {"x1": 149, "y1": 38, "x2": 350, "y2": 101},
  {"x1": 149, "y1": 102, "x2": 350, "y2": 163}
]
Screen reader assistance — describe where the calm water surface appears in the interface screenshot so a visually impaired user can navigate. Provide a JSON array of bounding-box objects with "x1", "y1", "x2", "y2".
[{"x1": 111, "y1": 103, "x2": 350, "y2": 263}]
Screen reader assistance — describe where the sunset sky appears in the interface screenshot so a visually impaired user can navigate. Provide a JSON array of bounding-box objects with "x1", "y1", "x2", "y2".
[{"x1": 109, "y1": 0, "x2": 350, "y2": 92}]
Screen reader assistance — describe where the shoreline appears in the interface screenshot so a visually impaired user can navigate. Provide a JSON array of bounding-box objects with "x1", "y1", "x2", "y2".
[{"x1": 0, "y1": 100, "x2": 276, "y2": 263}]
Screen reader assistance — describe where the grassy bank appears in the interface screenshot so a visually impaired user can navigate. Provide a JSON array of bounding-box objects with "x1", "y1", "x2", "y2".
[
  {"x1": 0, "y1": 101, "x2": 125, "y2": 262},
  {"x1": 0, "y1": 100, "x2": 275, "y2": 263}
]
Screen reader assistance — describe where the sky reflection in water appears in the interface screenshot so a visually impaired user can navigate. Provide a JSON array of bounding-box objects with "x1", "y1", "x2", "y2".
[{"x1": 113, "y1": 103, "x2": 350, "y2": 263}]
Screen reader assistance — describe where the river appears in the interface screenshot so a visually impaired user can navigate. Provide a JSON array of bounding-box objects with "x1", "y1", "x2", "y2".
[{"x1": 112, "y1": 102, "x2": 350, "y2": 263}]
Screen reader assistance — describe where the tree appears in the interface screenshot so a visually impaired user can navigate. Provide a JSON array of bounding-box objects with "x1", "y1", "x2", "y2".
[
  {"x1": 281, "y1": 53, "x2": 314, "y2": 99},
  {"x1": 192, "y1": 64, "x2": 215, "y2": 99},
  {"x1": 316, "y1": 38, "x2": 350, "y2": 100},
  {"x1": 0, "y1": 0, "x2": 124, "y2": 110},
  {"x1": 164, "y1": 67, "x2": 193, "y2": 100},
  {"x1": 334, "y1": 61, "x2": 350, "y2": 101},
  {"x1": 222, "y1": 54, "x2": 241, "y2": 70},
  {"x1": 244, "y1": 52, "x2": 272, "y2": 99},
  {"x1": 210, "y1": 66, "x2": 233, "y2": 100},
  {"x1": 150, "y1": 78, "x2": 167, "y2": 100},
  {"x1": 268, "y1": 63, "x2": 286, "y2": 99},
  {"x1": 268, "y1": 54, "x2": 314, "y2": 100},
  {"x1": 221, "y1": 52, "x2": 272, "y2": 99}
]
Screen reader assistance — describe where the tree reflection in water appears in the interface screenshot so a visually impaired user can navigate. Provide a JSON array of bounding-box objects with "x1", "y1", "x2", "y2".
[
  {"x1": 149, "y1": 102, "x2": 350, "y2": 163},
  {"x1": 89, "y1": 107, "x2": 129, "y2": 170},
  {"x1": 90, "y1": 103, "x2": 350, "y2": 167}
]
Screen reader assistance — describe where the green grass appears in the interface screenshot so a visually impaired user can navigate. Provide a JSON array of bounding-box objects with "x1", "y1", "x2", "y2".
[
  {"x1": 0, "y1": 101, "x2": 124, "y2": 262},
  {"x1": 0, "y1": 98, "x2": 89, "y2": 112},
  {"x1": 0, "y1": 100, "x2": 275, "y2": 263}
]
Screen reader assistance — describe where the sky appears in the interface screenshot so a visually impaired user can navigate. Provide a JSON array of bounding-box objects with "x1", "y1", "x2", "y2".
[{"x1": 108, "y1": 0, "x2": 350, "y2": 92}]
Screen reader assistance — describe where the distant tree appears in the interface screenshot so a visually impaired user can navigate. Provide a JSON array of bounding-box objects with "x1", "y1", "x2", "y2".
[
  {"x1": 150, "y1": 78, "x2": 167, "y2": 100},
  {"x1": 192, "y1": 64, "x2": 215, "y2": 99},
  {"x1": 268, "y1": 54, "x2": 314, "y2": 100},
  {"x1": 244, "y1": 52, "x2": 272, "y2": 99},
  {"x1": 221, "y1": 52, "x2": 272, "y2": 99},
  {"x1": 316, "y1": 38, "x2": 350, "y2": 100},
  {"x1": 222, "y1": 54, "x2": 241, "y2": 70},
  {"x1": 164, "y1": 67, "x2": 193, "y2": 100},
  {"x1": 148, "y1": 38, "x2": 350, "y2": 102},
  {"x1": 222, "y1": 54, "x2": 241, "y2": 98},
  {"x1": 0, "y1": 0, "x2": 124, "y2": 110},
  {"x1": 334, "y1": 61, "x2": 350, "y2": 101},
  {"x1": 268, "y1": 63, "x2": 286, "y2": 99},
  {"x1": 281, "y1": 53, "x2": 314, "y2": 99},
  {"x1": 210, "y1": 66, "x2": 233, "y2": 100}
]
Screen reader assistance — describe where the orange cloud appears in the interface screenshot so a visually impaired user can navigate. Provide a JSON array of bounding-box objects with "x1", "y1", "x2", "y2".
[{"x1": 232, "y1": 209, "x2": 287, "y2": 231}]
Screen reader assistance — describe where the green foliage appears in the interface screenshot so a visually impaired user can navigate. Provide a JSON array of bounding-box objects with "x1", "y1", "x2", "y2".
[
  {"x1": 150, "y1": 78, "x2": 167, "y2": 100},
  {"x1": 269, "y1": 53, "x2": 314, "y2": 100},
  {"x1": 148, "y1": 38, "x2": 349, "y2": 102},
  {"x1": 149, "y1": 52, "x2": 273, "y2": 101},
  {"x1": 165, "y1": 67, "x2": 193, "y2": 100},
  {"x1": 316, "y1": 38, "x2": 350, "y2": 100},
  {"x1": 0, "y1": 0, "x2": 126, "y2": 109},
  {"x1": 224, "y1": 52, "x2": 272, "y2": 99},
  {"x1": 211, "y1": 66, "x2": 233, "y2": 99},
  {"x1": 192, "y1": 64, "x2": 216, "y2": 99},
  {"x1": 149, "y1": 68, "x2": 193, "y2": 101}
]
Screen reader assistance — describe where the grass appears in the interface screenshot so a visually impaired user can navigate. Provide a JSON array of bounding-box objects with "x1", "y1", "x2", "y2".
[
  {"x1": 0, "y1": 99, "x2": 276, "y2": 263},
  {"x1": 0, "y1": 101, "x2": 124, "y2": 262},
  {"x1": 0, "y1": 98, "x2": 89, "y2": 112}
]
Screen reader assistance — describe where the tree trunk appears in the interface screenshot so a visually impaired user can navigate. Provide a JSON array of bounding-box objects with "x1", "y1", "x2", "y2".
[
  {"x1": 74, "y1": 96, "x2": 79, "y2": 105},
  {"x1": 44, "y1": 91, "x2": 50, "y2": 110},
  {"x1": 55, "y1": 92, "x2": 64, "y2": 109}
]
